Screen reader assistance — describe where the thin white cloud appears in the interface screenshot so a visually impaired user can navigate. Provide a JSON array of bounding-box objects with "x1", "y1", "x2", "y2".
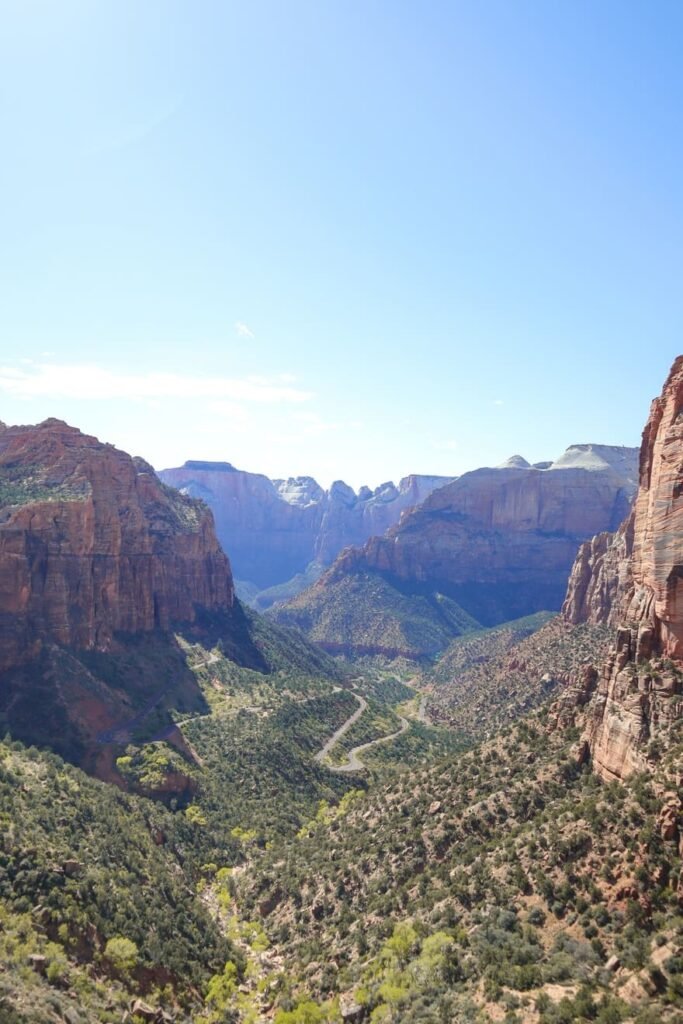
[
  {"x1": 0, "y1": 363, "x2": 312, "y2": 404},
  {"x1": 493, "y1": 399, "x2": 504, "y2": 406},
  {"x1": 235, "y1": 321, "x2": 255, "y2": 339}
]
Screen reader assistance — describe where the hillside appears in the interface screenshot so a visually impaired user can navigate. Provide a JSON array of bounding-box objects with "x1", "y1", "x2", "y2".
[
  {"x1": 426, "y1": 615, "x2": 613, "y2": 739},
  {"x1": 0, "y1": 420, "x2": 349, "y2": 790},
  {"x1": 0, "y1": 737, "x2": 235, "y2": 1023},
  {"x1": 0, "y1": 364, "x2": 681, "y2": 1024},
  {"x1": 238, "y1": 701, "x2": 683, "y2": 1023},
  {"x1": 272, "y1": 570, "x2": 481, "y2": 661}
]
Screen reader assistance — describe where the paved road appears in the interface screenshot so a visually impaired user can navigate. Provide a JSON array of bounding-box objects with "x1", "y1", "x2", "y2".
[
  {"x1": 190, "y1": 651, "x2": 220, "y2": 670},
  {"x1": 328, "y1": 714, "x2": 410, "y2": 773},
  {"x1": 314, "y1": 693, "x2": 368, "y2": 763},
  {"x1": 313, "y1": 689, "x2": 412, "y2": 773}
]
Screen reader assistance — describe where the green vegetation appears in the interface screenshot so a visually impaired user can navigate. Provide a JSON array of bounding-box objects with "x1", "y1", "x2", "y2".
[
  {"x1": 272, "y1": 569, "x2": 481, "y2": 660},
  {"x1": 427, "y1": 617, "x2": 613, "y2": 738},
  {"x1": 428, "y1": 610, "x2": 554, "y2": 686},
  {"x1": 358, "y1": 718, "x2": 468, "y2": 773},
  {"x1": 251, "y1": 561, "x2": 326, "y2": 612},
  {"x1": 326, "y1": 698, "x2": 403, "y2": 764},
  {"x1": 0, "y1": 463, "x2": 91, "y2": 508},
  {"x1": 0, "y1": 737, "x2": 237, "y2": 1020},
  {"x1": 237, "y1": 709, "x2": 683, "y2": 1022},
  {"x1": 1, "y1": 574, "x2": 681, "y2": 1023},
  {"x1": 157, "y1": 478, "x2": 204, "y2": 530},
  {"x1": 180, "y1": 699, "x2": 359, "y2": 855}
]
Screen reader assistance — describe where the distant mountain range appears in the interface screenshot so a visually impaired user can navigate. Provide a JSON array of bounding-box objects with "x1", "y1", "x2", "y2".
[
  {"x1": 158, "y1": 461, "x2": 454, "y2": 602},
  {"x1": 271, "y1": 443, "x2": 640, "y2": 658}
]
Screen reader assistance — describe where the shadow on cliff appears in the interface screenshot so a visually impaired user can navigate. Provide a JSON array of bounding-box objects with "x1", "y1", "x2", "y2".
[
  {"x1": 0, "y1": 630, "x2": 211, "y2": 773},
  {"x1": 176, "y1": 600, "x2": 270, "y2": 672}
]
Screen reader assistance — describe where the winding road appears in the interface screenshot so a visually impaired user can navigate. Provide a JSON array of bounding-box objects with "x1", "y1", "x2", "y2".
[
  {"x1": 327, "y1": 714, "x2": 410, "y2": 772},
  {"x1": 314, "y1": 693, "x2": 368, "y2": 763},
  {"x1": 314, "y1": 691, "x2": 412, "y2": 773}
]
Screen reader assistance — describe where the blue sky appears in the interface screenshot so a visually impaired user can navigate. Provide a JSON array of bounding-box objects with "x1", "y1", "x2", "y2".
[{"x1": 1, "y1": 1, "x2": 681, "y2": 488}]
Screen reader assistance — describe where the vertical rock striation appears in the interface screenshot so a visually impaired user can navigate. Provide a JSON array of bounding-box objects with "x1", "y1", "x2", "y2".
[{"x1": 562, "y1": 357, "x2": 683, "y2": 778}]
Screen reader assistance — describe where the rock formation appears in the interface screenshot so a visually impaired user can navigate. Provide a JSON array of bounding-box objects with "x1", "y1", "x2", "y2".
[
  {"x1": 0, "y1": 420, "x2": 234, "y2": 674},
  {"x1": 274, "y1": 444, "x2": 639, "y2": 655},
  {"x1": 562, "y1": 358, "x2": 683, "y2": 779},
  {"x1": 561, "y1": 529, "x2": 630, "y2": 626},
  {"x1": 0, "y1": 420, "x2": 236, "y2": 776},
  {"x1": 158, "y1": 461, "x2": 453, "y2": 591}
]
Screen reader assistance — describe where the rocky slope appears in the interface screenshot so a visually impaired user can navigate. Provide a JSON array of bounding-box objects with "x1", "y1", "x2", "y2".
[
  {"x1": 426, "y1": 614, "x2": 613, "y2": 738},
  {"x1": 273, "y1": 444, "x2": 639, "y2": 657},
  {"x1": 239, "y1": 693, "x2": 683, "y2": 1023},
  {"x1": 560, "y1": 357, "x2": 683, "y2": 779},
  {"x1": 158, "y1": 460, "x2": 453, "y2": 593},
  {"x1": 273, "y1": 569, "x2": 481, "y2": 660}
]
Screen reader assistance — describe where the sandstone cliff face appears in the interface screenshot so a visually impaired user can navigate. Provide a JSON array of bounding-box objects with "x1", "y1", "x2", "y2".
[
  {"x1": 326, "y1": 445, "x2": 639, "y2": 627},
  {"x1": 561, "y1": 527, "x2": 631, "y2": 626},
  {"x1": 158, "y1": 461, "x2": 453, "y2": 590},
  {"x1": 561, "y1": 358, "x2": 683, "y2": 779},
  {"x1": 0, "y1": 420, "x2": 234, "y2": 674},
  {"x1": 272, "y1": 445, "x2": 639, "y2": 658}
]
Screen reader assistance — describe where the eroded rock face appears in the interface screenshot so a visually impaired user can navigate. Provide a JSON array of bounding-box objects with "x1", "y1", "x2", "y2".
[
  {"x1": 562, "y1": 527, "x2": 631, "y2": 626},
  {"x1": 627, "y1": 359, "x2": 683, "y2": 659},
  {"x1": 562, "y1": 358, "x2": 683, "y2": 779},
  {"x1": 158, "y1": 461, "x2": 453, "y2": 589},
  {"x1": 0, "y1": 420, "x2": 234, "y2": 673},
  {"x1": 319, "y1": 445, "x2": 639, "y2": 627}
]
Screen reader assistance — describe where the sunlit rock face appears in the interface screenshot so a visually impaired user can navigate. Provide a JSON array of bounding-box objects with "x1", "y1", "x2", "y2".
[
  {"x1": 562, "y1": 357, "x2": 683, "y2": 779},
  {"x1": 159, "y1": 460, "x2": 454, "y2": 589},
  {"x1": 319, "y1": 444, "x2": 639, "y2": 627},
  {"x1": 0, "y1": 420, "x2": 234, "y2": 673}
]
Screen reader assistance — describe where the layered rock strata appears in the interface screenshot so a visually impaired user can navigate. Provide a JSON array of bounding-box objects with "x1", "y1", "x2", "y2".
[
  {"x1": 159, "y1": 461, "x2": 453, "y2": 590},
  {"x1": 275, "y1": 445, "x2": 640, "y2": 650},
  {"x1": 0, "y1": 419, "x2": 234, "y2": 673}
]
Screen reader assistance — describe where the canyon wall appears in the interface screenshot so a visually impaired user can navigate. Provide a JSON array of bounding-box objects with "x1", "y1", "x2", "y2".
[
  {"x1": 159, "y1": 460, "x2": 453, "y2": 589},
  {"x1": 273, "y1": 445, "x2": 639, "y2": 655},
  {"x1": 562, "y1": 358, "x2": 683, "y2": 778},
  {"x1": 0, "y1": 420, "x2": 234, "y2": 674}
]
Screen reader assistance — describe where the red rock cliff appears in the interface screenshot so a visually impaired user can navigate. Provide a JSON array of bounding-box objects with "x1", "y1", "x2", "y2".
[
  {"x1": 562, "y1": 358, "x2": 683, "y2": 778},
  {"x1": 326, "y1": 445, "x2": 638, "y2": 626},
  {"x1": 0, "y1": 420, "x2": 234, "y2": 673},
  {"x1": 159, "y1": 461, "x2": 453, "y2": 590}
]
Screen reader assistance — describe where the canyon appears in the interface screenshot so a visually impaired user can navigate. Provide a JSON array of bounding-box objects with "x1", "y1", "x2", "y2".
[
  {"x1": 273, "y1": 443, "x2": 640, "y2": 657},
  {"x1": 1, "y1": 365, "x2": 682, "y2": 1024},
  {"x1": 158, "y1": 460, "x2": 453, "y2": 597}
]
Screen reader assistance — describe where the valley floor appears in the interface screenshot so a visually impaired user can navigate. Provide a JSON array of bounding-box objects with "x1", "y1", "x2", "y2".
[{"x1": 1, "y1": 612, "x2": 681, "y2": 1024}]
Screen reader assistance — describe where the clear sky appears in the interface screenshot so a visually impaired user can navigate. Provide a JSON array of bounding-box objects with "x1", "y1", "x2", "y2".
[{"x1": 1, "y1": 1, "x2": 681, "y2": 489}]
